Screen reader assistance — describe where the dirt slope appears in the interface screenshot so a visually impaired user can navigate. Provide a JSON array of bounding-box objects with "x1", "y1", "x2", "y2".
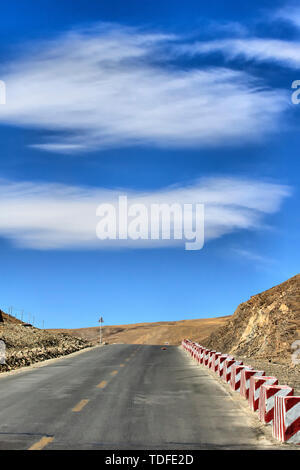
[
  {"x1": 0, "y1": 309, "x2": 23, "y2": 325},
  {"x1": 50, "y1": 316, "x2": 230, "y2": 346},
  {"x1": 203, "y1": 274, "x2": 300, "y2": 362},
  {"x1": 0, "y1": 310, "x2": 92, "y2": 372}
]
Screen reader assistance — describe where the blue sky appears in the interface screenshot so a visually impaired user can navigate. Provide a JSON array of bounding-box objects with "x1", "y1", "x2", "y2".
[{"x1": 0, "y1": 0, "x2": 299, "y2": 328}]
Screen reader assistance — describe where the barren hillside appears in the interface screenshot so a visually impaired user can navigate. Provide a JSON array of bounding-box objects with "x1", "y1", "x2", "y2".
[
  {"x1": 203, "y1": 273, "x2": 300, "y2": 362},
  {"x1": 50, "y1": 316, "x2": 230, "y2": 345},
  {"x1": 0, "y1": 309, "x2": 23, "y2": 325},
  {"x1": 0, "y1": 309, "x2": 92, "y2": 372}
]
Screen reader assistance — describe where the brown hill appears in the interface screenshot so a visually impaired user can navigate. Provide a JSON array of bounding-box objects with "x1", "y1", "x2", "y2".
[
  {"x1": 0, "y1": 309, "x2": 92, "y2": 372},
  {"x1": 0, "y1": 309, "x2": 23, "y2": 325},
  {"x1": 203, "y1": 274, "x2": 300, "y2": 362},
  {"x1": 50, "y1": 316, "x2": 230, "y2": 346}
]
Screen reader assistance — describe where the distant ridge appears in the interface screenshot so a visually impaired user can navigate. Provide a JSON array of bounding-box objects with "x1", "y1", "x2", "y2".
[{"x1": 50, "y1": 316, "x2": 230, "y2": 345}]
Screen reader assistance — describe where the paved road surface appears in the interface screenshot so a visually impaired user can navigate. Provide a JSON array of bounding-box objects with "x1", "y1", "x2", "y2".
[{"x1": 0, "y1": 344, "x2": 278, "y2": 450}]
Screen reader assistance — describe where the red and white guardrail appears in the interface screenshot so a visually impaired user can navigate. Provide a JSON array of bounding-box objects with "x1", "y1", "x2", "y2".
[
  {"x1": 230, "y1": 364, "x2": 251, "y2": 392},
  {"x1": 240, "y1": 369, "x2": 265, "y2": 400},
  {"x1": 181, "y1": 339, "x2": 300, "y2": 445},
  {"x1": 223, "y1": 358, "x2": 243, "y2": 384},
  {"x1": 259, "y1": 384, "x2": 294, "y2": 425},
  {"x1": 249, "y1": 376, "x2": 278, "y2": 412},
  {"x1": 273, "y1": 396, "x2": 300, "y2": 444}
]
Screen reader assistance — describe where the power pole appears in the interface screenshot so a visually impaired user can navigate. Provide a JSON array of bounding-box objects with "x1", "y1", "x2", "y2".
[{"x1": 99, "y1": 317, "x2": 104, "y2": 344}]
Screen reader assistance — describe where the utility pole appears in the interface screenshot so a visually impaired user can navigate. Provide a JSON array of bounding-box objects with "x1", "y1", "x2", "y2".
[{"x1": 99, "y1": 316, "x2": 104, "y2": 344}]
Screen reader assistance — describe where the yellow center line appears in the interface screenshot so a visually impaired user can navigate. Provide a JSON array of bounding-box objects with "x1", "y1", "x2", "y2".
[
  {"x1": 120, "y1": 363, "x2": 125, "y2": 367},
  {"x1": 72, "y1": 399, "x2": 89, "y2": 412},
  {"x1": 110, "y1": 370, "x2": 118, "y2": 376},
  {"x1": 28, "y1": 436, "x2": 54, "y2": 451},
  {"x1": 97, "y1": 380, "x2": 107, "y2": 389}
]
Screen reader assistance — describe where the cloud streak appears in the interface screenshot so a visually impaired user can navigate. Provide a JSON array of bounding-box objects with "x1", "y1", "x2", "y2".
[
  {"x1": 0, "y1": 24, "x2": 288, "y2": 153},
  {"x1": 182, "y1": 38, "x2": 300, "y2": 69},
  {"x1": 0, "y1": 177, "x2": 291, "y2": 250},
  {"x1": 179, "y1": 5, "x2": 300, "y2": 70}
]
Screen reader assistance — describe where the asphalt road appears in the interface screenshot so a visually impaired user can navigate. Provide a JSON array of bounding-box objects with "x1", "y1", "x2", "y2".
[{"x1": 0, "y1": 344, "x2": 278, "y2": 450}]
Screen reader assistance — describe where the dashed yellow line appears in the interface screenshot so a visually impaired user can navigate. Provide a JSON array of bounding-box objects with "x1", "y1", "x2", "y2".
[
  {"x1": 72, "y1": 399, "x2": 89, "y2": 412},
  {"x1": 110, "y1": 370, "x2": 118, "y2": 376},
  {"x1": 28, "y1": 436, "x2": 54, "y2": 451},
  {"x1": 97, "y1": 380, "x2": 107, "y2": 389}
]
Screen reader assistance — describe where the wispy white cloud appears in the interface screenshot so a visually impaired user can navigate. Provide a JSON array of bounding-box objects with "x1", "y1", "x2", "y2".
[
  {"x1": 0, "y1": 24, "x2": 288, "y2": 153},
  {"x1": 179, "y1": 3, "x2": 300, "y2": 70},
  {"x1": 181, "y1": 38, "x2": 300, "y2": 69},
  {"x1": 232, "y1": 248, "x2": 275, "y2": 265},
  {"x1": 0, "y1": 177, "x2": 291, "y2": 250},
  {"x1": 274, "y1": 5, "x2": 300, "y2": 30}
]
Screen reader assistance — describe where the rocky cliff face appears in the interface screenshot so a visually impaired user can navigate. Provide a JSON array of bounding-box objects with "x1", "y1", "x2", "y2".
[
  {"x1": 0, "y1": 311, "x2": 92, "y2": 372},
  {"x1": 203, "y1": 274, "x2": 300, "y2": 361}
]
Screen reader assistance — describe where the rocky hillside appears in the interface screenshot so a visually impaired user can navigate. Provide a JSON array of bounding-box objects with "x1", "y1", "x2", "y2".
[
  {"x1": 203, "y1": 274, "x2": 300, "y2": 362},
  {"x1": 0, "y1": 310, "x2": 92, "y2": 372},
  {"x1": 0, "y1": 309, "x2": 23, "y2": 324}
]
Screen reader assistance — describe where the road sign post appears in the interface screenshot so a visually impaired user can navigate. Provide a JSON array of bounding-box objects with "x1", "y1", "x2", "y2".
[{"x1": 99, "y1": 316, "x2": 104, "y2": 344}]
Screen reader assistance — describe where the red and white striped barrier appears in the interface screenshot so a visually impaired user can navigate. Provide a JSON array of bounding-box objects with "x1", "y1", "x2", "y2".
[
  {"x1": 273, "y1": 396, "x2": 300, "y2": 444},
  {"x1": 249, "y1": 376, "x2": 278, "y2": 412},
  {"x1": 196, "y1": 345, "x2": 203, "y2": 364},
  {"x1": 240, "y1": 369, "x2": 265, "y2": 400},
  {"x1": 230, "y1": 364, "x2": 252, "y2": 392},
  {"x1": 217, "y1": 354, "x2": 230, "y2": 377},
  {"x1": 259, "y1": 384, "x2": 294, "y2": 425},
  {"x1": 199, "y1": 348, "x2": 205, "y2": 365},
  {"x1": 181, "y1": 339, "x2": 298, "y2": 446},
  {"x1": 222, "y1": 359, "x2": 243, "y2": 383},
  {"x1": 211, "y1": 352, "x2": 221, "y2": 372},
  {"x1": 203, "y1": 349, "x2": 211, "y2": 367},
  {"x1": 197, "y1": 346, "x2": 203, "y2": 364},
  {"x1": 182, "y1": 339, "x2": 191, "y2": 352},
  {"x1": 208, "y1": 351, "x2": 216, "y2": 369}
]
